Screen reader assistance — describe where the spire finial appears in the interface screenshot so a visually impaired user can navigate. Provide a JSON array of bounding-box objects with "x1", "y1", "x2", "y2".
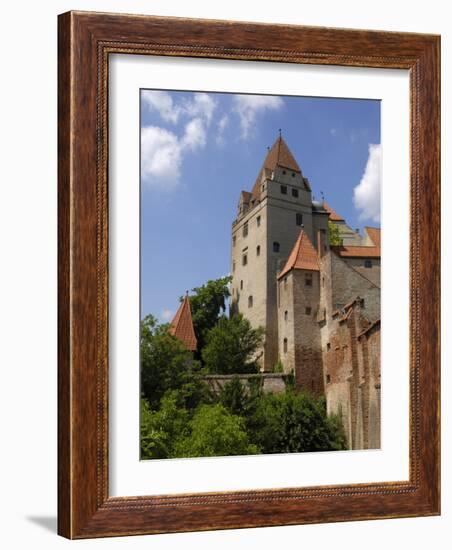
[{"x1": 278, "y1": 128, "x2": 282, "y2": 139}]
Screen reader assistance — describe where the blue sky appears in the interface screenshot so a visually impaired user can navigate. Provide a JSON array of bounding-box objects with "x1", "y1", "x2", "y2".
[{"x1": 140, "y1": 90, "x2": 381, "y2": 323}]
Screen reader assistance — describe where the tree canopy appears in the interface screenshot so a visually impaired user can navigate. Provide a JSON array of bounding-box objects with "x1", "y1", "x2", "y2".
[
  {"x1": 201, "y1": 314, "x2": 264, "y2": 374},
  {"x1": 328, "y1": 221, "x2": 343, "y2": 246}
]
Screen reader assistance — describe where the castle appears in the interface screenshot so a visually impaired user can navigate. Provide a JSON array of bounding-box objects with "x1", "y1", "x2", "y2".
[{"x1": 229, "y1": 134, "x2": 381, "y2": 450}]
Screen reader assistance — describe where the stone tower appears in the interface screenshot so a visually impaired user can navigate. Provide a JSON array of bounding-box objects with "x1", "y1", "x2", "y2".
[
  {"x1": 276, "y1": 230, "x2": 324, "y2": 395},
  {"x1": 230, "y1": 135, "x2": 329, "y2": 371}
]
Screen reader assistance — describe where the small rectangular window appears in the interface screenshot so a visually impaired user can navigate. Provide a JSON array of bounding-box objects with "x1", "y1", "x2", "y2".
[
  {"x1": 256, "y1": 245, "x2": 261, "y2": 256},
  {"x1": 327, "y1": 343, "x2": 331, "y2": 351},
  {"x1": 273, "y1": 241, "x2": 280, "y2": 253},
  {"x1": 242, "y1": 254, "x2": 247, "y2": 266},
  {"x1": 296, "y1": 213, "x2": 303, "y2": 226},
  {"x1": 283, "y1": 338, "x2": 288, "y2": 353},
  {"x1": 364, "y1": 259, "x2": 372, "y2": 268},
  {"x1": 232, "y1": 261, "x2": 235, "y2": 272},
  {"x1": 232, "y1": 236, "x2": 236, "y2": 247},
  {"x1": 257, "y1": 215, "x2": 261, "y2": 227},
  {"x1": 292, "y1": 188, "x2": 299, "y2": 198},
  {"x1": 280, "y1": 185, "x2": 287, "y2": 195},
  {"x1": 305, "y1": 273, "x2": 312, "y2": 286},
  {"x1": 248, "y1": 296, "x2": 253, "y2": 308},
  {"x1": 326, "y1": 374, "x2": 331, "y2": 383},
  {"x1": 243, "y1": 222, "x2": 248, "y2": 237},
  {"x1": 240, "y1": 280, "x2": 243, "y2": 290},
  {"x1": 305, "y1": 306, "x2": 312, "y2": 315}
]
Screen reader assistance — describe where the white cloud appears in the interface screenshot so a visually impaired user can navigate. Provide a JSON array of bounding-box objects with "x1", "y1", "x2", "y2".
[
  {"x1": 141, "y1": 118, "x2": 209, "y2": 187},
  {"x1": 216, "y1": 115, "x2": 229, "y2": 145},
  {"x1": 353, "y1": 143, "x2": 382, "y2": 222},
  {"x1": 161, "y1": 309, "x2": 173, "y2": 321},
  {"x1": 142, "y1": 91, "x2": 181, "y2": 124},
  {"x1": 141, "y1": 126, "x2": 183, "y2": 188},
  {"x1": 142, "y1": 91, "x2": 217, "y2": 126},
  {"x1": 232, "y1": 95, "x2": 284, "y2": 139},
  {"x1": 182, "y1": 118, "x2": 206, "y2": 151},
  {"x1": 330, "y1": 128, "x2": 337, "y2": 136}
]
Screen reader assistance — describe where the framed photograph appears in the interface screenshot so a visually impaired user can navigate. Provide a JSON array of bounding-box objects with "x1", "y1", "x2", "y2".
[{"x1": 58, "y1": 11, "x2": 440, "y2": 538}]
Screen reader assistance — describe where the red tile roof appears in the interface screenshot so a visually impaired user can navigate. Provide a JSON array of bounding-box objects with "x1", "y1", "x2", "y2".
[
  {"x1": 251, "y1": 136, "x2": 301, "y2": 200},
  {"x1": 169, "y1": 295, "x2": 197, "y2": 351},
  {"x1": 278, "y1": 230, "x2": 320, "y2": 279},
  {"x1": 331, "y1": 245, "x2": 381, "y2": 258},
  {"x1": 365, "y1": 226, "x2": 381, "y2": 247},
  {"x1": 322, "y1": 201, "x2": 345, "y2": 222}
]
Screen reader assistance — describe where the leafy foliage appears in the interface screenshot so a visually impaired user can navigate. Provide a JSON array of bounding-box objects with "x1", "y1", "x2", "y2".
[
  {"x1": 202, "y1": 314, "x2": 264, "y2": 374},
  {"x1": 140, "y1": 314, "x2": 208, "y2": 410},
  {"x1": 328, "y1": 221, "x2": 343, "y2": 246},
  {"x1": 173, "y1": 404, "x2": 259, "y2": 458},
  {"x1": 186, "y1": 276, "x2": 232, "y2": 354},
  {"x1": 246, "y1": 391, "x2": 347, "y2": 454}
]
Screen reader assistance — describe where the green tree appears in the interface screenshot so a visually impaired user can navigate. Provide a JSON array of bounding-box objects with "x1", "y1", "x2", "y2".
[
  {"x1": 328, "y1": 221, "x2": 343, "y2": 246},
  {"x1": 140, "y1": 394, "x2": 190, "y2": 459},
  {"x1": 174, "y1": 404, "x2": 259, "y2": 457},
  {"x1": 247, "y1": 390, "x2": 347, "y2": 454},
  {"x1": 140, "y1": 314, "x2": 208, "y2": 410},
  {"x1": 186, "y1": 276, "x2": 232, "y2": 354},
  {"x1": 202, "y1": 314, "x2": 264, "y2": 374}
]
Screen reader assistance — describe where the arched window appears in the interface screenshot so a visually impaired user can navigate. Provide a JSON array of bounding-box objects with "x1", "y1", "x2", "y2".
[
  {"x1": 284, "y1": 310, "x2": 288, "y2": 321},
  {"x1": 248, "y1": 295, "x2": 253, "y2": 308},
  {"x1": 273, "y1": 241, "x2": 280, "y2": 253},
  {"x1": 283, "y1": 338, "x2": 288, "y2": 353},
  {"x1": 256, "y1": 245, "x2": 261, "y2": 256}
]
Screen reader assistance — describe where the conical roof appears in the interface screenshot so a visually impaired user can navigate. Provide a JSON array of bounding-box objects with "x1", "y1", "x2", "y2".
[
  {"x1": 251, "y1": 135, "x2": 301, "y2": 199},
  {"x1": 278, "y1": 230, "x2": 320, "y2": 279},
  {"x1": 169, "y1": 295, "x2": 197, "y2": 351}
]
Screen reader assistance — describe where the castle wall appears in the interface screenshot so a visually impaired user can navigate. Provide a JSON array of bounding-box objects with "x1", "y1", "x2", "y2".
[{"x1": 342, "y1": 257, "x2": 380, "y2": 287}]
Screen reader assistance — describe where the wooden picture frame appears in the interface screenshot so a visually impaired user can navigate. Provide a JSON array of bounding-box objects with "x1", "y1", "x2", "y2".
[{"x1": 58, "y1": 11, "x2": 440, "y2": 539}]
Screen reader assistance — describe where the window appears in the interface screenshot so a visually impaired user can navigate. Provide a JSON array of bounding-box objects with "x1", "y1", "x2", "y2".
[
  {"x1": 240, "y1": 280, "x2": 243, "y2": 290},
  {"x1": 305, "y1": 273, "x2": 312, "y2": 286},
  {"x1": 284, "y1": 310, "x2": 288, "y2": 321},
  {"x1": 262, "y1": 184, "x2": 265, "y2": 191},
  {"x1": 292, "y1": 188, "x2": 299, "y2": 198},
  {"x1": 292, "y1": 172, "x2": 295, "y2": 177},
  {"x1": 326, "y1": 374, "x2": 331, "y2": 384},
  {"x1": 364, "y1": 259, "x2": 373, "y2": 268},
  {"x1": 243, "y1": 222, "x2": 248, "y2": 237},
  {"x1": 273, "y1": 241, "x2": 280, "y2": 253},
  {"x1": 257, "y1": 215, "x2": 261, "y2": 227},
  {"x1": 232, "y1": 236, "x2": 236, "y2": 247},
  {"x1": 248, "y1": 295, "x2": 253, "y2": 308},
  {"x1": 296, "y1": 213, "x2": 303, "y2": 226},
  {"x1": 283, "y1": 338, "x2": 288, "y2": 353},
  {"x1": 282, "y1": 170, "x2": 286, "y2": 175},
  {"x1": 242, "y1": 254, "x2": 247, "y2": 266},
  {"x1": 322, "y1": 276, "x2": 325, "y2": 287},
  {"x1": 327, "y1": 343, "x2": 331, "y2": 351},
  {"x1": 305, "y1": 306, "x2": 312, "y2": 315},
  {"x1": 256, "y1": 245, "x2": 260, "y2": 256},
  {"x1": 280, "y1": 185, "x2": 287, "y2": 195},
  {"x1": 283, "y1": 277, "x2": 287, "y2": 288},
  {"x1": 232, "y1": 261, "x2": 235, "y2": 272}
]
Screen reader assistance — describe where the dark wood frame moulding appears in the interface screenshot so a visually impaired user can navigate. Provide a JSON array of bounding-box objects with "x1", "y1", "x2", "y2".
[{"x1": 58, "y1": 10, "x2": 440, "y2": 539}]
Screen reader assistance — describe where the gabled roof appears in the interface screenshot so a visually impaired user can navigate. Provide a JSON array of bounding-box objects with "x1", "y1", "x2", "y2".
[
  {"x1": 169, "y1": 295, "x2": 197, "y2": 351},
  {"x1": 331, "y1": 245, "x2": 381, "y2": 258},
  {"x1": 251, "y1": 135, "x2": 301, "y2": 200},
  {"x1": 365, "y1": 227, "x2": 381, "y2": 247},
  {"x1": 323, "y1": 201, "x2": 345, "y2": 222},
  {"x1": 278, "y1": 230, "x2": 320, "y2": 279}
]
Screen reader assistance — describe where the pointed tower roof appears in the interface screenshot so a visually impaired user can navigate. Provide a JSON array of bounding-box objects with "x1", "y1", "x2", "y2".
[
  {"x1": 169, "y1": 294, "x2": 197, "y2": 351},
  {"x1": 323, "y1": 201, "x2": 345, "y2": 222},
  {"x1": 278, "y1": 230, "x2": 320, "y2": 279},
  {"x1": 251, "y1": 135, "x2": 301, "y2": 199}
]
